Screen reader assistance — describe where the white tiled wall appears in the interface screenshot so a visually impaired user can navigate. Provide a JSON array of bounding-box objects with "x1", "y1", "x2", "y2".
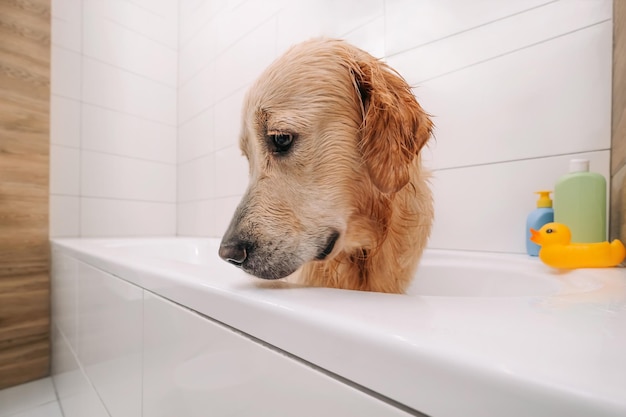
[
  {"x1": 51, "y1": 0, "x2": 613, "y2": 253},
  {"x1": 176, "y1": 0, "x2": 613, "y2": 254},
  {"x1": 50, "y1": 0, "x2": 177, "y2": 237}
]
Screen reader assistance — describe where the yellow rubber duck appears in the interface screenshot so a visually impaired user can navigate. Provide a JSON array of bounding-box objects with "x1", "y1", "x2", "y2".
[{"x1": 530, "y1": 222, "x2": 625, "y2": 268}]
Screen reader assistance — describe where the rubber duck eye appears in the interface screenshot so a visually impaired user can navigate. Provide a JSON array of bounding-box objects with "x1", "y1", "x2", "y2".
[{"x1": 546, "y1": 228, "x2": 554, "y2": 234}]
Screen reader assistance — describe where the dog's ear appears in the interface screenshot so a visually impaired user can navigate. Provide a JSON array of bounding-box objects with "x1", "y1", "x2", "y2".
[{"x1": 351, "y1": 55, "x2": 433, "y2": 194}]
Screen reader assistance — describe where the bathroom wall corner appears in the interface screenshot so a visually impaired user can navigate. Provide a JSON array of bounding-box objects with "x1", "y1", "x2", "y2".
[{"x1": 611, "y1": 0, "x2": 626, "y2": 247}]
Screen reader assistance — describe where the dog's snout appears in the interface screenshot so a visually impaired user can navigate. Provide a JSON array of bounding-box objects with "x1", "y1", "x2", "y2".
[{"x1": 218, "y1": 241, "x2": 249, "y2": 267}]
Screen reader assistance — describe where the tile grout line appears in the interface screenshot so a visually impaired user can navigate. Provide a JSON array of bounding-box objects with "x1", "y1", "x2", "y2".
[
  {"x1": 3, "y1": 399, "x2": 61, "y2": 417},
  {"x1": 431, "y1": 148, "x2": 612, "y2": 172},
  {"x1": 385, "y1": 0, "x2": 560, "y2": 59},
  {"x1": 0, "y1": 378, "x2": 60, "y2": 417},
  {"x1": 178, "y1": 9, "x2": 281, "y2": 90},
  {"x1": 50, "y1": 92, "x2": 177, "y2": 129},
  {"x1": 175, "y1": 0, "x2": 181, "y2": 238},
  {"x1": 102, "y1": 17, "x2": 177, "y2": 51},
  {"x1": 54, "y1": 325, "x2": 114, "y2": 417},
  {"x1": 81, "y1": 54, "x2": 177, "y2": 89},
  {"x1": 412, "y1": 19, "x2": 611, "y2": 86},
  {"x1": 78, "y1": 0, "x2": 84, "y2": 238}
]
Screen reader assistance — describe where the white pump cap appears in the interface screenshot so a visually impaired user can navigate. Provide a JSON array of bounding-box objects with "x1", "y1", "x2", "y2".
[{"x1": 569, "y1": 158, "x2": 589, "y2": 173}]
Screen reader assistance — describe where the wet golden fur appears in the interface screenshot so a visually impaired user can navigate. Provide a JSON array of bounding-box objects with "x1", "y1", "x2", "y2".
[{"x1": 219, "y1": 39, "x2": 433, "y2": 293}]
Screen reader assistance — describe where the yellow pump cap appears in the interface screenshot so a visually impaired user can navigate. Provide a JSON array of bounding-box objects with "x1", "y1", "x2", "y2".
[{"x1": 535, "y1": 190, "x2": 552, "y2": 208}]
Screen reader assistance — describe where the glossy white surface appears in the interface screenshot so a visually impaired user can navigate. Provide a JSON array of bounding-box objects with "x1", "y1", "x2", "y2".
[
  {"x1": 81, "y1": 151, "x2": 176, "y2": 203},
  {"x1": 76, "y1": 262, "x2": 143, "y2": 417},
  {"x1": 81, "y1": 104, "x2": 177, "y2": 164},
  {"x1": 0, "y1": 378, "x2": 58, "y2": 417},
  {"x1": 174, "y1": 0, "x2": 613, "y2": 247},
  {"x1": 385, "y1": 0, "x2": 552, "y2": 56},
  {"x1": 8, "y1": 402, "x2": 63, "y2": 417},
  {"x1": 428, "y1": 150, "x2": 611, "y2": 253},
  {"x1": 79, "y1": 198, "x2": 176, "y2": 237},
  {"x1": 49, "y1": 145, "x2": 80, "y2": 195},
  {"x1": 415, "y1": 21, "x2": 611, "y2": 170},
  {"x1": 82, "y1": 10, "x2": 177, "y2": 87},
  {"x1": 81, "y1": 58, "x2": 176, "y2": 126},
  {"x1": 50, "y1": 0, "x2": 614, "y2": 246},
  {"x1": 144, "y1": 292, "x2": 412, "y2": 416},
  {"x1": 49, "y1": 0, "x2": 177, "y2": 239},
  {"x1": 52, "y1": 237, "x2": 626, "y2": 417},
  {"x1": 52, "y1": 326, "x2": 110, "y2": 417}
]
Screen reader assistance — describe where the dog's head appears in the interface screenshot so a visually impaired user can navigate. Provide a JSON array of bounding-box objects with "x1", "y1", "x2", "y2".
[{"x1": 219, "y1": 39, "x2": 432, "y2": 280}]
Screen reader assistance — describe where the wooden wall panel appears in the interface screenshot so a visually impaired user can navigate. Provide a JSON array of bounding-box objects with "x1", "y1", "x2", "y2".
[{"x1": 0, "y1": 0, "x2": 51, "y2": 389}]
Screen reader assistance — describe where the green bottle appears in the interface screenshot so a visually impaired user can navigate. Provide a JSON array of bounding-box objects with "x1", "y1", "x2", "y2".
[{"x1": 554, "y1": 159, "x2": 606, "y2": 243}]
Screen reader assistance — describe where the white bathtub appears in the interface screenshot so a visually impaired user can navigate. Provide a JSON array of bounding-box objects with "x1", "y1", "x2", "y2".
[{"x1": 51, "y1": 238, "x2": 626, "y2": 417}]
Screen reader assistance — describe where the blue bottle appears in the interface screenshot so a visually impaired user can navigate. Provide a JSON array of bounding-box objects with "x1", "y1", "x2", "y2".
[{"x1": 526, "y1": 191, "x2": 554, "y2": 256}]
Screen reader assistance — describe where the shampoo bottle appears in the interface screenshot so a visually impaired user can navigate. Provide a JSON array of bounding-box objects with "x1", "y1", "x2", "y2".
[
  {"x1": 553, "y1": 159, "x2": 606, "y2": 243},
  {"x1": 526, "y1": 191, "x2": 554, "y2": 256}
]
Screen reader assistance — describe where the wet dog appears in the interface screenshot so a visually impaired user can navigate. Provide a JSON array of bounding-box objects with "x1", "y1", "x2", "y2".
[{"x1": 219, "y1": 39, "x2": 433, "y2": 293}]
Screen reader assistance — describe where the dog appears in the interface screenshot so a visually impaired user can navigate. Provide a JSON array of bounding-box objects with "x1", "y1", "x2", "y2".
[{"x1": 218, "y1": 38, "x2": 433, "y2": 293}]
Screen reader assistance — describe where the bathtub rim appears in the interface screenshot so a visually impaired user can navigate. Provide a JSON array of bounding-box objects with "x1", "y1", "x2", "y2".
[{"x1": 51, "y1": 237, "x2": 626, "y2": 417}]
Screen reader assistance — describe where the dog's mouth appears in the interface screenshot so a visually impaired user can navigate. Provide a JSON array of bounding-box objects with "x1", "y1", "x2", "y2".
[{"x1": 315, "y1": 231, "x2": 340, "y2": 261}]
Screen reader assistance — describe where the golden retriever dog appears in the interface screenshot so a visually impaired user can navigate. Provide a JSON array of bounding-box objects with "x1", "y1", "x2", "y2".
[{"x1": 218, "y1": 38, "x2": 433, "y2": 293}]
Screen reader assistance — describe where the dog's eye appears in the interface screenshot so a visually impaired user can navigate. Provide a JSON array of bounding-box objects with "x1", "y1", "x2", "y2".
[{"x1": 268, "y1": 132, "x2": 294, "y2": 154}]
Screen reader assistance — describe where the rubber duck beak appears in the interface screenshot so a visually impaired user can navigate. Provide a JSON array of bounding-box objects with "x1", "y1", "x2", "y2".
[{"x1": 530, "y1": 228, "x2": 541, "y2": 245}]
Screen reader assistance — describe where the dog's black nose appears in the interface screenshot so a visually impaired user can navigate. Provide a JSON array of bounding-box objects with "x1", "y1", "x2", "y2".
[{"x1": 218, "y1": 241, "x2": 248, "y2": 267}]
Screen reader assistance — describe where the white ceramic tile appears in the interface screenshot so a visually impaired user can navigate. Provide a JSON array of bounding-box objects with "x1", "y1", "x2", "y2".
[
  {"x1": 82, "y1": 58, "x2": 177, "y2": 125},
  {"x1": 51, "y1": 252, "x2": 79, "y2": 346},
  {"x1": 49, "y1": 195, "x2": 80, "y2": 238},
  {"x1": 83, "y1": 0, "x2": 177, "y2": 49},
  {"x1": 52, "y1": 0, "x2": 82, "y2": 20},
  {"x1": 178, "y1": 107, "x2": 214, "y2": 163},
  {"x1": 387, "y1": 0, "x2": 612, "y2": 84},
  {"x1": 412, "y1": 21, "x2": 611, "y2": 170},
  {"x1": 343, "y1": 15, "x2": 385, "y2": 59},
  {"x1": 178, "y1": 18, "x2": 219, "y2": 86},
  {"x1": 8, "y1": 401, "x2": 64, "y2": 417},
  {"x1": 213, "y1": 16, "x2": 278, "y2": 103},
  {"x1": 51, "y1": 0, "x2": 81, "y2": 52},
  {"x1": 177, "y1": 200, "x2": 215, "y2": 236},
  {"x1": 77, "y1": 262, "x2": 143, "y2": 417},
  {"x1": 52, "y1": 325, "x2": 110, "y2": 417},
  {"x1": 83, "y1": 13, "x2": 177, "y2": 86},
  {"x1": 212, "y1": 0, "x2": 284, "y2": 57},
  {"x1": 0, "y1": 378, "x2": 56, "y2": 417},
  {"x1": 179, "y1": 0, "x2": 227, "y2": 48},
  {"x1": 336, "y1": 0, "x2": 385, "y2": 37},
  {"x1": 127, "y1": 0, "x2": 178, "y2": 18},
  {"x1": 214, "y1": 145, "x2": 249, "y2": 198},
  {"x1": 213, "y1": 88, "x2": 246, "y2": 151},
  {"x1": 178, "y1": 63, "x2": 215, "y2": 124},
  {"x1": 50, "y1": 96, "x2": 80, "y2": 147},
  {"x1": 51, "y1": 46, "x2": 81, "y2": 100},
  {"x1": 50, "y1": 145, "x2": 80, "y2": 195},
  {"x1": 274, "y1": 3, "x2": 329, "y2": 56},
  {"x1": 82, "y1": 104, "x2": 177, "y2": 164},
  {"x1": 81, "y1": 198, "x2": 176, "y2": 236},
  {"x1": 52, "y1": 16, "x2": 81, "y2": 52},
  {"x1": 143, "y1": 292, "x2": 411, "y2": 417},
  {"x1": 213, "y1": 196, "x2": 242, "y2": 237},
  {"x1": 428, "y1": 150, "x2": 610, "y2": 253},
  {"x1": 177, "y1": 155, "x2": 215, "y2": 202},
  {"x1": 275, "y1": 0, "x2": 384, "y2": 56},
  {"x1": 81, "y1": 151, "x2": 176, "y2": 202},
  {"x1": 385, "y1": 0, "x2": 553, "y2": 56},
  {"x1": 51, "y1": 324, "x2": 77, "y2": 400}
]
